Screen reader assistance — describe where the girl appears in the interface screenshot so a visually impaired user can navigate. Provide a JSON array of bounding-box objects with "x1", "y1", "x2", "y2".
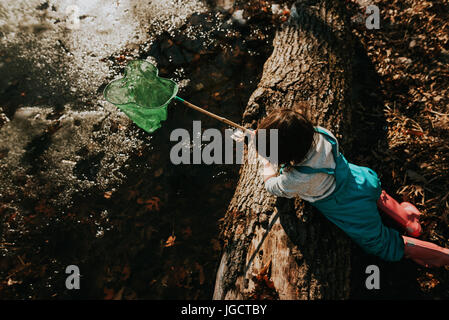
[{"x1": 256, "y1": 107, "x2": 449, "y2": 267}]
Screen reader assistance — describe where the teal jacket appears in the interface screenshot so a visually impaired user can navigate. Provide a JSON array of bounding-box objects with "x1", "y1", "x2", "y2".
[{"x1": 268, "y1": 127, "x2": 404, "y2": 261}]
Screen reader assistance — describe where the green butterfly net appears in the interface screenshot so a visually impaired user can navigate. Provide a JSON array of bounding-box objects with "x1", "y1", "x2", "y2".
[{"x1": 103, "y1": 60, "x2": 178, "y2": 133}]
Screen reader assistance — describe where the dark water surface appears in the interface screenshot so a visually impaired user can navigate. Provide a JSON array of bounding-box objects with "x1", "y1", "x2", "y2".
[{"x1": 0, "y1": 0, "x2": 276, "y2": 299}]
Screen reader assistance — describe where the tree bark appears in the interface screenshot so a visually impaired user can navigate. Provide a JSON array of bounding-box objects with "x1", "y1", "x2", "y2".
[{"x1": 213, "y1": 0, "x2": 357, "y2": 300}]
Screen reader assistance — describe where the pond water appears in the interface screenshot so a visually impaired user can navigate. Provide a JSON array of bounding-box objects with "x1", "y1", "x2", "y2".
[{"x1": 0, "y1": 0, "x2": 278, "y2": 299}]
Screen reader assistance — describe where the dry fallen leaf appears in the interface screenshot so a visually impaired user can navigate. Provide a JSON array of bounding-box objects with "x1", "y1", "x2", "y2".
[
  {"x1": 145, "y1": 197, "x2": 160, "y2": 211},
  {"x1": 165, "y1": 235, "x2": 176, "y2": 247},
  {"x1": 121, "y1": 265, "x2": 131, "y2": 281},
  {"x1": 104, "y1": 288, "x2": 115, "y2": 300},
  {"x1": 7, "y1": 278, "x2": 20, "y2": 286},
  {"x1": 137, "y1": 196, "x2": 161, "y2": 211}
]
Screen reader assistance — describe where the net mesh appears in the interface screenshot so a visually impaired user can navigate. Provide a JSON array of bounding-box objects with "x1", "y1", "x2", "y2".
[{"x1": 103, "y1": 60, "x2": 178, "y2": 133}]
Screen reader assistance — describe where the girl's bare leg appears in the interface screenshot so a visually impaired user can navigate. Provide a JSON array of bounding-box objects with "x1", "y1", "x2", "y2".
[
  {"x1": 403, "y1": 236, "x2": 449, "y2": 267},
  {"x1": 378, "y1": 190, "x2": 422, "y2": 237}
]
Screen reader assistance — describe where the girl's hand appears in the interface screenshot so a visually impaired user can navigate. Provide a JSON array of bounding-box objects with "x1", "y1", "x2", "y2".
[{"x1": 258, "y1": 154, "x2": 269, "y2": 166}]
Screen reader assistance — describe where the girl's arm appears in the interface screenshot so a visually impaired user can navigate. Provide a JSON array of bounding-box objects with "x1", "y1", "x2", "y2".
[
  {"x1": 258, "y1": 156, "x2": 296, "y2": 199},
  {"x1": 259, "y1": 156, "x2": 277, "y2": 182}
]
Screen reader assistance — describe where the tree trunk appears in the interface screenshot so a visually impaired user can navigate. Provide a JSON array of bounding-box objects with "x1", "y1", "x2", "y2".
[{"x1": 213, "y1": 0, "x2": 357, "y2": 300}]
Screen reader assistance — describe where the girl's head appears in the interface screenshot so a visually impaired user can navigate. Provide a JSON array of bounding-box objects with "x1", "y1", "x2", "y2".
[{"x1": 256, "y1": 105, "x2": 315, "y2": 167}]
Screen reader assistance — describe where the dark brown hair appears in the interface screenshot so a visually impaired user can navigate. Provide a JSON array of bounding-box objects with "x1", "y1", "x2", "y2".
[{"x1": 256, "y1": 106, "x2": 315, "y2": 167}]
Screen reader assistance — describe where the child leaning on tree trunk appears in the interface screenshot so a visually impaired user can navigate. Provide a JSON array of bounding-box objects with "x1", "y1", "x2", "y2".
[{"x1": 254, "y1": 106, "x2": 449, "y2": 267}]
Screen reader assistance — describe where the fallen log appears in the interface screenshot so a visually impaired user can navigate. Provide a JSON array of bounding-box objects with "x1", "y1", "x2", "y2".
[{"x1": 213, "y1": 0, "x2": 358, "y2": 300}]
